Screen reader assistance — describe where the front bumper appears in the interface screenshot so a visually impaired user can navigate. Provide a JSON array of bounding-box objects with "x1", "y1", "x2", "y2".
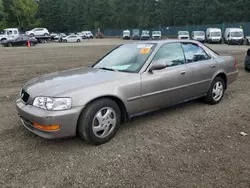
[
  {"x1": 16, "y1": 98, "x2": 83, "y2": 139},
  {"x1": 229, "y1": 39, "x2": 243, "y2": 44}
]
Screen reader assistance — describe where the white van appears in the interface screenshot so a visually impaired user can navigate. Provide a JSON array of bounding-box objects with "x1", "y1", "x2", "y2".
[
  {"x1": 206, "y1": 28, "x2": 222, "y2": 44},
  {"x1": 191, "y1": 31, "x2": 205, "y2": 43},
  {"x1": 224, "y1": 28, "x2": 244, "y2": 45},
  {"x1": 177, "y1": 31, "x2": 190, "y2": 39},
  {"x1": 0, "y1": 28, "x2": 20, "y2": 42},
  {"x1": 123, "y1": 30, "x2": 131, "y2": 39}
]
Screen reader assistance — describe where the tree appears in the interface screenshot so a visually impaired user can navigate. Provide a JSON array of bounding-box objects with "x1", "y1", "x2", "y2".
[
  {"x1": 0, "y1": 0, "x2": 7, "y2": 29},
  {"x1": 4, "y1": 0, "x2": 39, "y2": 29}
]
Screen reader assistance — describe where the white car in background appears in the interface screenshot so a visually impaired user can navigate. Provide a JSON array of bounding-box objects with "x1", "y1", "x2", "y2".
[
  {"x1": 82, "y1": 31, "x2": 94, "y2": 39},
  {"x1": 0, "y1": 28, "x2": 20, "y2": 42},
  {"x1": 62, "y1": 35, "x2": 82, "y2": 43},
  {"x1": 26, "y1": 28, "x2": 50, "y2": 36},
  {"x1": 177, "y1": 31, "x2": 190, "y2": 39},
  {"x1": 152, "y1": 31, "x2": 162, "y2": 40},
  {"x1": 123, "y1": 30, "x2": 131, "y2": 39}
]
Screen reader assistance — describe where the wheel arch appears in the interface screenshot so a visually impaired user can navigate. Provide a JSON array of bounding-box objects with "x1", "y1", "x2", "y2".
[
  {"x1": 78, "y1": 95, "x2": 129, "y2": 124},
  {"x1": 212, "y1": 72, "x2": 228, "y2": 89}
]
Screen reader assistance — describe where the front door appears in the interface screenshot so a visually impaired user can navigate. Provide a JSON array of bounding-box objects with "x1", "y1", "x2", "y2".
[
  {"x1": 181, "y1": 43, "x2": 217, "y2": 98},
  {"x1": 141, "y1": 42, "x2": 190, "y2": 112}
]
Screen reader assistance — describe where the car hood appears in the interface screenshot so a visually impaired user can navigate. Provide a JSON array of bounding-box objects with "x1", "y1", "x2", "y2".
[{"x1": 23, "y1": 67, "x2": 130, "y2": 97}]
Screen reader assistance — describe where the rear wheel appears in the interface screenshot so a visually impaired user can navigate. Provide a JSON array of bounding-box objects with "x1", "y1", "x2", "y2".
[
  {"x1": 77, "y1": 39, "x2": 80, "y2": 42},
  {"x1": 204, "y1": 77, "x2": 225, "y2": 105},
  {"x1": 77, "y1": 98, "x2": 121, "y2": 145}
]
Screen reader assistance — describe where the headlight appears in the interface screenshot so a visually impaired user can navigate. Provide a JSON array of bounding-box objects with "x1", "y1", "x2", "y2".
[{"x1": 33, "y1": 97, "x2": 72, "y2": 111}]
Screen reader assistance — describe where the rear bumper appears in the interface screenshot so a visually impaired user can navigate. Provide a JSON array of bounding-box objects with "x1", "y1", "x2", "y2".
[
  {"x1": 227, "y1": 71, "x2": 239, "y2": 85},
  {"x1": 16, "y1": 98, "x2": 83, "y2": 139}
]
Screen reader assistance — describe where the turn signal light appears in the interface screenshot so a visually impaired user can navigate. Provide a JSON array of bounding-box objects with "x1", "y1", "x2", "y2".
[{"x1": 33, "y1": 123, "x2": 60, "y2": 131}]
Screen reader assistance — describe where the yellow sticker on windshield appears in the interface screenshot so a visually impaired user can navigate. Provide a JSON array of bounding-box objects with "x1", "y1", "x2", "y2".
[{"x1": 140, "y1": 48, "x2": 150, "y2": 54}]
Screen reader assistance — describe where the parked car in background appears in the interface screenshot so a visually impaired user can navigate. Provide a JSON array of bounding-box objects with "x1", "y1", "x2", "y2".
[
  {"x1": 206, "y1": 28, "x2": 222, "y2": 44},
  {"x1": 191, "y1": 31, "x2": 205, "y2": 43},
  {"x1": 77, "y1": 32, "x2": 85, "y2": 39},
  {"x1": 16, "y1": 40, "x2": 238, "y2": 145},
  {"x1": 246, "y1": 36, "x2": 250, "y2": 45},
  {"x1": 82, "y1": 31, "x2": 94, "y2": 39},
  {"x1": 224, "y1": 28, "x2": 244, "y2": 45},
  {"x1": 152, "y1": 31, "x2": 162, "y2": 40},
  {"x1": 62, "y1": 35, "x2": 82, "y2": 43},
  {"x1": 245, "y1": 48, "x2": 250, "y2": 71},
  {"x1": 1, "y1": 35, "x2": 37, "y2": 47},
  {"x1": 132, "y1": 29, "x2": 140, "y2": 40},
  {"x1": 178, "y1": 31, "x2": 190, "y2": 39},
  {"x1": 140, "y1": 30, "x2": 150, "y2": 40},
  {"x1": 123, "y1": 30, "x2": 131, "y2": 39},
  {"x1": 0, "y1": 28, "x2": 20, "y2": 42},
  {"x1": 26, "y1": 28, "x2": 50, "y2": 36}
]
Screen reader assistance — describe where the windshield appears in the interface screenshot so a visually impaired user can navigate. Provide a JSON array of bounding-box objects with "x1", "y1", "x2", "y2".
[
  {"x1": 142, "y1": 31, "x2": 149, "y2": 35},
  {"x1": 123, "y1": 31, "x2": 130, "y2": 35},
  {"x1": 133, "y1": 30, "x2": 140, "y2": 35},
  {"x1": 231, "y1": 32, "x2": 243, "y2": 37},
  {"x1": 194, "y1": 31, "x2": 205, "y2": 36},
  {"x1": 93, "y1": 43, "x2": 155, "y2": 73},
  {"x1": 179, "y1": 31, "x2": 189, "y2": 35},
  {"x1": 153, "y1": 31, "x2": 161, "y2": 35},
  {"x1": 210, "y1": 32, "x2": 221, "y2": 37}
]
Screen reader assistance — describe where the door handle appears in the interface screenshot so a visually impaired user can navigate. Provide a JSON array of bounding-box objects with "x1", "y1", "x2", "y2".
[
  {"x1": 211, "y1": 65, "x2": 216, "y2": 68},
  {"x1": 180, "y1": 71, "x2": 186, "y2": 75}
]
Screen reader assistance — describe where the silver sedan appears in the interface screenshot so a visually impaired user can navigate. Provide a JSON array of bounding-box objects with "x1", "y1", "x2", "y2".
[{"x1": 16, "y1": 40, "x2": 239, "y2": 145}]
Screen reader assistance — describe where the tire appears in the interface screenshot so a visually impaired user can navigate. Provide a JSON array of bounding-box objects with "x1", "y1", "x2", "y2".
[
  {"x1": 204, "y1": 77, "x2": 225, "y2": 105},
  {"x1": 7, "y1": 43, "x2": 12, "y2": 47},
  {"x1": 245, "y1": 66, "x2": 250, "y2": 72},
  {"x1": 77, "y1": 98, "x2": 121, "y2": 145},
  {"x1": 29, "y1": 33, "x2": 34, "y2": 37},
  {"x1": 77, "y1": 39, "x2": 80, "y2": 42},
  {"x1": 63, "y1": 40, "x2": 67, "y2": 43},
  {"x1": 44, "y1": 33, "x2": 49, "y2": 36}
]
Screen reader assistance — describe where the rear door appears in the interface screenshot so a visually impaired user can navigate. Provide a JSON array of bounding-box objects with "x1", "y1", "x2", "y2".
[{"x1": 181, "y1": 42, "x2": 216, "y2": 98}]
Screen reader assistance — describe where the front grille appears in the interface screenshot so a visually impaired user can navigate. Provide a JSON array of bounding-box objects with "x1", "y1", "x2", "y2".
[{"x1": 21, "y1": 90, "x2": 30, "y2": 103}]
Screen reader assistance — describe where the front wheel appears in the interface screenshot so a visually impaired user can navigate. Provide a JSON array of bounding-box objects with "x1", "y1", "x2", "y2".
[
  {"x1": 77, "y1": 98, "x2": 121, "y2": 145},
  {"x1": 204, "y1": 77, "x2": 225, "y2": 105},
  {"x1": 77, "y1": 39, "x2": 80, "y2": 42}
]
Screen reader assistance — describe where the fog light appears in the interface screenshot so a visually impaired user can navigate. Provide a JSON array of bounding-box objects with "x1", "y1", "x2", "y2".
[{"x1": 33, "y1": 123, "x2": 60, "y2": 131}]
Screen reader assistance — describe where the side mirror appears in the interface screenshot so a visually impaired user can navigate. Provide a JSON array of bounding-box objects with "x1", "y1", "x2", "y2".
[{"x1": 149, "y1": 61, "x2": 167, "y2": 72}]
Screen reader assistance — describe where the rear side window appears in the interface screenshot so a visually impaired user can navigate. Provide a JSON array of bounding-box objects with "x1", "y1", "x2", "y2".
[
  {"x1": 182, "y1": 43, "x2": 210, "y2": 63},
  {"x1": 153, "y1": 43, "x2": 185, "y2": 67}
]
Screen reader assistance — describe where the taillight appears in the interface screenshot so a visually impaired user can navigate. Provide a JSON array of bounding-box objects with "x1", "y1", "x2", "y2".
[{"x1": 234, "y1": 59, "x2": 238, "y2": 69}]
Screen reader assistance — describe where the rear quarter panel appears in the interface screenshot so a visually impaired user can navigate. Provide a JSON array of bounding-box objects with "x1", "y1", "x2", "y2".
[{"x1": 215, "y1": 55, "x2": 239, "y2": 85}]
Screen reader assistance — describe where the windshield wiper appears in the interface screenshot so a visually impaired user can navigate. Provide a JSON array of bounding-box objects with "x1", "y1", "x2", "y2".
[{"x1": 99, "y1": 67, "x2": 117, "y2": 72}]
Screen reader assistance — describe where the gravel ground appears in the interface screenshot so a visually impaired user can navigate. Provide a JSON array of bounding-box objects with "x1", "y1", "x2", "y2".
[{"x1": 0, "y1": 39, "x2": 249, "y2": 188}]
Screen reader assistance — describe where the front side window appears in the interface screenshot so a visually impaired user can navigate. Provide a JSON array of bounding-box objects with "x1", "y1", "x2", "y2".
[
  {"x1": 14, "y1": 30, "x2": 18, "y2": 34},
  {"x1": 182, "y1": 43, "x2": 210, "y2": 63},
  {"x1": 153, "y1": 43, "x2": 185, "y2": 67},
  {"x1": 93, "y1": 43, "x2": 155, "y2": 73}
]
